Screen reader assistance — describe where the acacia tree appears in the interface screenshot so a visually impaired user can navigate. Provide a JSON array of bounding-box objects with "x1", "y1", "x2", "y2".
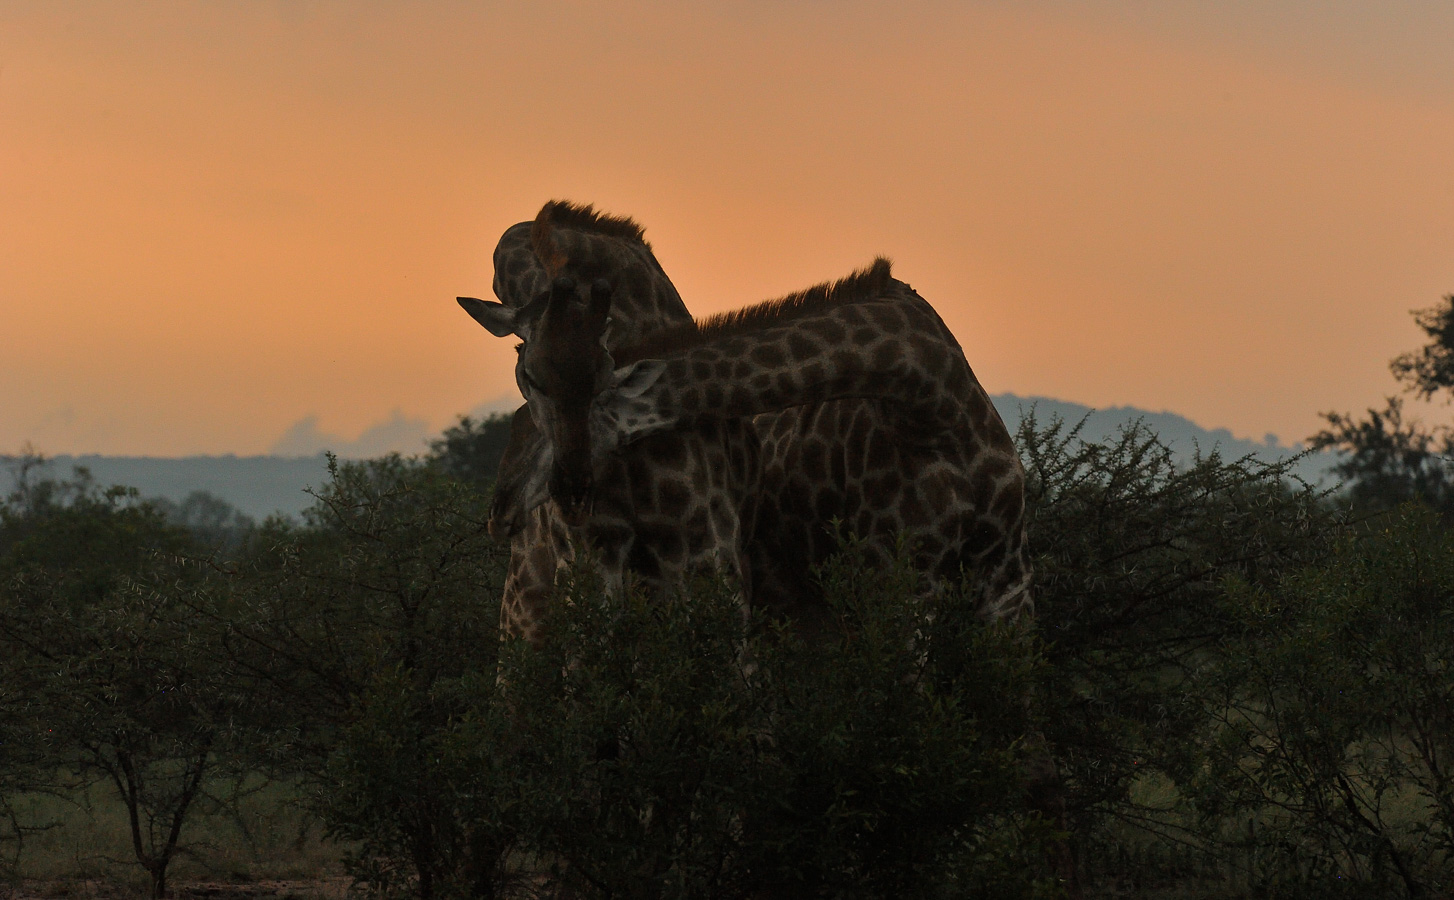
[
  {"x1": 0, "y1": 461, "x2": 234, "y2": 898},
  {"x1": 1313, "y1": 295, "x2": 1454, "y2": 514},
  {"x1": 1191, "y1": 505, "x2": 1454, "y2": 897},
  {"x1": 225, "y1": 454, "x2": 509, "y2": 899},
  {"x1": 1018, "y1": 414, "x2": 1340, "y2": 883}
]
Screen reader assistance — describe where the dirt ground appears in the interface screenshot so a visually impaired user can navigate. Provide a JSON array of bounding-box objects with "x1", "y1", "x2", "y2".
[{"x1": 4, "y1": 879, "x2": 352, "y2": 900}]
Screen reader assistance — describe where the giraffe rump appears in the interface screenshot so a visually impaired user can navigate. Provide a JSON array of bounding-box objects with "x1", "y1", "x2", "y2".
[{"x1": 615, "y1": 257, "x2": 897, "y2": 366}]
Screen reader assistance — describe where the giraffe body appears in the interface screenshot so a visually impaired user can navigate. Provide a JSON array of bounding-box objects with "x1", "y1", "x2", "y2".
[{"x1": 572, "y1": 259, "x2": 1032, "y2": 621}]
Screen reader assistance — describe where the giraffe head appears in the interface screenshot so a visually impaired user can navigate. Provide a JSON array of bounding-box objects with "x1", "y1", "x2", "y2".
[
  {"x1": 511, "y1": 276, "x2": 614, "y2": 524},
  {"x1": 509, "y1": 276, "x2": 673, "y2": 525}
]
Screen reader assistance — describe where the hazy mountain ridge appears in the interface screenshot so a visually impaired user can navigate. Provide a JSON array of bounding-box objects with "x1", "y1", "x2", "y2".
[
  {"x1": 6, "y1": 397, "x2": 1342, "y2": 521},
  {"x1": 991, "y1": 394, "x2": 1339, "y2": 487},
  {"x1": 5, "y1": 454, "x2": 335, "y2": 521}
]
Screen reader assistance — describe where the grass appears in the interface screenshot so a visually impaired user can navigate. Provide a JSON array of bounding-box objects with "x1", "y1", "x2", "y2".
[{"x1": 6, "y1": 775, "x2": 342, "y2": 892}]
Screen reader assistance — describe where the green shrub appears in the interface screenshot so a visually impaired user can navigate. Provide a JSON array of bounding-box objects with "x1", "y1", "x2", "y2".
[
  {"x1": 0, "y1": 462, "x2": 236, "y2": 897},
  {"x1": 225, "y1": 454, "x2": 507, "y2": 899},
  {"x1": 1018, "y1": 415, "x2": 1342, "y2": 887},
  {"x1": 499, "y1": 543, "x2": 1056, "y2": 899},
  {"x1": 1194, "y1": 504, "x2": 1454, "y2": 898}
]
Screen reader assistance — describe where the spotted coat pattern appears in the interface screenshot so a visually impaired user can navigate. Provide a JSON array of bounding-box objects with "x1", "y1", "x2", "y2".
[{"x1": 590, "y1": 258, "x2": 1033, "y2": 623}]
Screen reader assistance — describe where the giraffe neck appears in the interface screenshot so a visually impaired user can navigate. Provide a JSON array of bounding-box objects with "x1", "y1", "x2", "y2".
[{"x1": 593, "y1": 276, "x2": 1009, "y2": 457}]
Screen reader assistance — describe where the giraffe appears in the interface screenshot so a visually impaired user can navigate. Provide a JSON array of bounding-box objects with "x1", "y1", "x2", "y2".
[
  {"x1": 521, "y1": 257, "x2": 1032, "y2": 625},
  {"x1": 487, "y1": 228, "x2": 1076, "y2": 892},
  {"x1": 458, "y1": 201, "x2": 758, "y2": 642}
]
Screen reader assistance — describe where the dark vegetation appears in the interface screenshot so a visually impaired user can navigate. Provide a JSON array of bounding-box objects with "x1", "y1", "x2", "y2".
[{"x1": 3, "y1": 305, "x2": 1454, "y2": 898}]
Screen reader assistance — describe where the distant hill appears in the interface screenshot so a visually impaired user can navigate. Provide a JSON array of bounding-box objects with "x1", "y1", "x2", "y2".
[
  {"x1": 991, "y1": 394, "x2": 1340, "y2": 487},
  {"x1": 4, "y1": 397, "x2": 1343, "y2": 521},
  {"x1": 7, "y1": 454, "x2": 335, "y2": 521}
]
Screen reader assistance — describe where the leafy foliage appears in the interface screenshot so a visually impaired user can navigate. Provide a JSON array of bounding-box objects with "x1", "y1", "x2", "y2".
[
  {"x1": 223, "y1": 454, "x2": 507, "y2": 899},
  {"x1": 500, "y1": 547, "x2": 1054, "y2": 900},
  {"x1": 1018, "y1": 413, "x2": 1341, "y2": 884},
  {"x1": 16, "y1": 394, "x2": 1454, "y2": 899},
  {"x1": 1315, "y1": 397, "x2": 1454, "y2": 516},
  {"x1": 0, "y1": 460, "x2": 234, "y2": 897},
  {"x1": 428, "y1": 414, "x2": 516, "y2": 487},
  {"x1": 1314, "y1": 294, "x2": 1454, "y2": 516},
  {"x1": 1194, "y1": 505, "x2": 1454, "y2": 898},
  {"x1": 1392, "y1": 298, "x2": 1454, "y2": 400}
]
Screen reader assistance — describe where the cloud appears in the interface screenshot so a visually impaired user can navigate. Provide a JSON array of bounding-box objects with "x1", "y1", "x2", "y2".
[
  {"x1": 270, "y1": 410, "x2": 433, "y2": 458},
  {"x1": 462, "y1": 391, "x2": 523, "y2": 422}
]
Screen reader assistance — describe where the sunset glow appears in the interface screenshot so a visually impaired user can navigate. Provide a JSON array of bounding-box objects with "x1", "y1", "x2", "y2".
[{"x1": 4, "y1": 2, "x2": 1452, "y2": 456}]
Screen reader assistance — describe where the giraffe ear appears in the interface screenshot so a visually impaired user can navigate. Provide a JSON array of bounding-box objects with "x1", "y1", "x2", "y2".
[
  {"x1": 610, "y1": 360, "x2": 668, "y2": 399},
  {"x1": 458, "y1": 296, "x2": 531, "y2": 339}
]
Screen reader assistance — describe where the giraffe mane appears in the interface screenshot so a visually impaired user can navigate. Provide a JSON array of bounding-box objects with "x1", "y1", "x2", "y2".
[
  {"x1": 529, "y1": 200, "x2": 653, "y2": 278},
  {"x1": 615, "y1": 257, "x2": 896, "y2": 365}
]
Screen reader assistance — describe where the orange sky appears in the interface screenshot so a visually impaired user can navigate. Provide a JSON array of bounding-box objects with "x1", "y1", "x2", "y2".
[{"x1": 3, "y1": 2, "x2": 1453, "y2": 457}]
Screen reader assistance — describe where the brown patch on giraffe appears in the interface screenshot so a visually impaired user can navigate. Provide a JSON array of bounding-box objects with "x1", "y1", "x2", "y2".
[
  {"x1": 727, "y1": 385, "x2": 754, "y2": 412},
  {"x1": 774, "y1": 372, "x2": 800, "y2": 399},
  {"x1": 977, "y1": 455, "x2": 1012, "y2": 485},
  {"x1": 990, "y1": 485, "x2": 1023, "y2": 523},
  {"x1": 813, "y1": 486, "x2": 841, "y2": 520},
  {"x1": 966, "y1": 519, "x2": 1001, "y2": 550},
  {"x1": 909, "y1": 333, "x2": 946, "y2": 375},
  {"x1": 800, "y1": 441, "x2": 828, "y2": 482},
  {"x1": 786, "y1": 332, "x2": 818, "y2": 361},
  {"x1": 657, "y1": 477, "x2": 692, "y2": 518},
  {"x1": 751, "y1": 344, "x2": 786, "y2": 367},
  {"x1": 963, "y1": 389, "x2": 990, "y2": 424},
  {"x1": 845, "y1": 412, "x2": 872, "y2": 450},
  {"x1": 832, "y1": 349, "x2": 861, "y2": 375},
  {"x1": 900, "y1": 487, "x2": 928, "y2": 527},
  {"x1": 647, "y1": 435, "x2": 687, "y2": 469},
  {"x1": 677, "y1": 383, "x2": 702, "y2": 410},
  {"x1": 865, "y1": 302, "x2": 906, "y2": 333},
  {"x1": 837, "y1": 304, "x2": 869, "y2": 328},
  {"x1": 803, "y1": 317, "x2": 847, "y2": 343},
  {"x1": 626, "y1": 539, "x2": 665, "y2": 580},
  {"x1": 865, "y1": 431, "x2": 895, "y2": 472}
]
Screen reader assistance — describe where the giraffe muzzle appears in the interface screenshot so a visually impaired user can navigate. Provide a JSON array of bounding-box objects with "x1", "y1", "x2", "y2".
[
  {"x1": 550, "y1": 469, "x2": 595, "y2": 527},
  {"x1": 487, "y1": 501, "x2": 519, "y2": 542}
]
